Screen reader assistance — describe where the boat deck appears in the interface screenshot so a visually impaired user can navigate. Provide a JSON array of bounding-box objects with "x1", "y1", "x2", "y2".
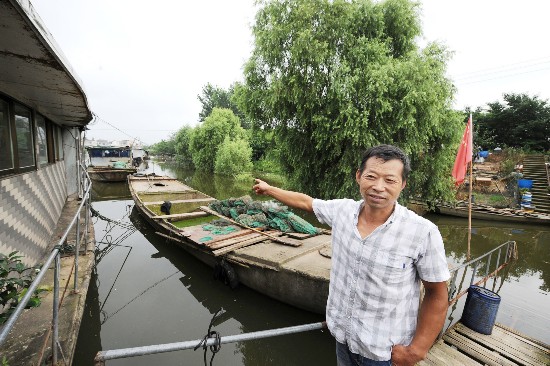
[{"x1": 419, "y1": 322, "x2": 550, "y2": 365}]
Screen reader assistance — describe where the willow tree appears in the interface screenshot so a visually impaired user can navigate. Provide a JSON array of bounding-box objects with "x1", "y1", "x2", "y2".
[
  {"x1": 237, "y1": 0, "x2": 462, "y2": 202},
  {"x1": 189, "y1": 108, "x2": 247, "y2": 172}
]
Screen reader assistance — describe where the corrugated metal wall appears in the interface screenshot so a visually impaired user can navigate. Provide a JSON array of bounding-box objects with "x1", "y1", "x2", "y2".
[{"x1": 0, "y1": 162, "x2": 67, "y2": 266}]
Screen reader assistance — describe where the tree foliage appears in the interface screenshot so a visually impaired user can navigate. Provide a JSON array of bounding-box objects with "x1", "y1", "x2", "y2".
[
  {"x1": 238, "y1": 0, "x2": 461, "y2": 201},
  {"x1": 189, "y1": 108, "x2": 247, "y2": 172},
  {"x1": 149, "y1": 136, "x2": 176, "y2": 156},
  {"x1": 173, "y1": 125, "x2": 195, "y2": 169},
  {"x1": 215, "y1": 136, "x2": 253, "y2": 175},
  {"x1": 198, "y1": 83, "x2": 250, "y2": 128},
  {"x1": 474, "y1": 93, "x2": 550, "y2": 151}
]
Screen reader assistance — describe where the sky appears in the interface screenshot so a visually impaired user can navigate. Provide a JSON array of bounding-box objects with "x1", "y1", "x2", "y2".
[{"x1": 31, "y1": 0, "x2": 550, "y2": 145}]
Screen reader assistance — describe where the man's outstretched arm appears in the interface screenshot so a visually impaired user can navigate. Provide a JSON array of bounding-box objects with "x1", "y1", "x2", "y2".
[{"x1": 253, "y1": 179, "x2": 314, "y2": 212}]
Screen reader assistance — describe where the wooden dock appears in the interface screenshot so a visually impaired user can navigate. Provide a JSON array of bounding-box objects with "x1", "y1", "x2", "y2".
[{"x1": 418, "y1": 322, "x2": 550, "y2": 365}]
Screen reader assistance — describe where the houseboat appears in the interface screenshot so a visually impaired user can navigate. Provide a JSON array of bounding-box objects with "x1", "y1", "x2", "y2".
[{"x1": 0, "y1": 1, "x2": 95, "y2": 364}]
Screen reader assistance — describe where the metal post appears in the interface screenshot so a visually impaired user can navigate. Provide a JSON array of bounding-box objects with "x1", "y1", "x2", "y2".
[
  {"x1": 74, "y1": 210, "x2": 80, "y2": 292},
  {"x1": 484, "y1": 253, "x2": 492, "y2": 286},
  {"x1": 52, "y1": 254, "x2": 60, "y2": 364},
  {"x1": 448, "y1": 270, "x2": 458, "y2": 301},
  {"x1": 76, "y1": 130, "x2": 82, "y2": 200},
  {"x1": 470, "y1": 262, "x2": 478, "y2": 286},
  {"x1": 85, "y1": 188, "x2": 90, "y2": 250}
]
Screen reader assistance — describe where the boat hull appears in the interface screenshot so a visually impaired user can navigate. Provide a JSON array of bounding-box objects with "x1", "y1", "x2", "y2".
[
  {"x1": 435, "y1": 204, "x2": 550, "y2": 226},
  {"x1": 88, "y1": 168, "x2": 137, "y2": 182},
  {"x1": 128, "y1": 175, "x2": 331, "y2": 314}
]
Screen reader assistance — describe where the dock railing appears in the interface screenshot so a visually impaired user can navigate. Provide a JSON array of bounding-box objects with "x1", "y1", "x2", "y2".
[
  {"x1": 0, "y1": 165, "x2": 92, "y2": 365},
  {"x1": 447, "y1": 240, "x2": 518, "y2": 307}
]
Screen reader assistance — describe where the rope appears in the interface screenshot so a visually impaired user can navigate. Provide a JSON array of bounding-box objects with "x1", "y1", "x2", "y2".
[{"x1": 194, "y1": 308, "x2": 224, "y2": 366}]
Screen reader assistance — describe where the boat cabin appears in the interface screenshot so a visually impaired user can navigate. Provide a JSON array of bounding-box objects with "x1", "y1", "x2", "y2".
[{"x1": 0, "y1": 0, "x2": 93, "y2": 265}]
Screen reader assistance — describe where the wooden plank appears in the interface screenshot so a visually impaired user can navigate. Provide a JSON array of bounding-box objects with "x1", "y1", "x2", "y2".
[
  {"x1": 206, "y1": 232, "x2": 263, "y2": 249},
  {"x1": 455, "y1": 323, "x2": 549, "y2": 365},
  {"x1": 422, "y1": 340, "x2": 481, "y2": 366},
  {"x1": 213, "y1": 236, "x2": 271, "y2": 257},
  {"x1": 285, "y1": 232, "x2": 317, "y2": 239},
  {"x1": 200, "y1": 229, "x2": 254, "y2": 246},
  {"x1": 443, "y1": 329, "x2": 518, "y2": 366},
  {"x1": 494, "y1": 323, "x2": 550, "y2": 352},
  {"x1": 152, "y1": 211, "x2": 209, "y2": 220},
  {"x1": 144, "y1": 197, "x2": 217, "y2": 205},
  {"x1": 207, "y1": 231, "x2": 281, "y2": 250}
]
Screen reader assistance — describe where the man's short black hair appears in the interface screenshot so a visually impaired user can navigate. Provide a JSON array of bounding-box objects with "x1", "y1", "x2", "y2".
[{"x1": 358, "y1": 144, "x2": 411, "y2": 181}]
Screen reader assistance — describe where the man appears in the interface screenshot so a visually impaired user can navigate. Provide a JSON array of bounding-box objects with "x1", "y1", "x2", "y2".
[{"x1": 253, "y1": 144, "x2": 450, "y2": 366}]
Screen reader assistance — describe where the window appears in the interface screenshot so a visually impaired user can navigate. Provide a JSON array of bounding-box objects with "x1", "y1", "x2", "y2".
[
  {"x1": 0, "y1": 96, "x2": 69, "y2": 178},
  {"x1": 14, "y1": 103, "x2": 35, "y2": 169},
  {"x1": 56, "y1": 124, "x2": 63, "y2": 161},
  {"x1": 0, "y1": 99, "x2": 14, "y2": 172},
  {"x1": 36, "y1": 114, "x2": 48, "y2": 166}
]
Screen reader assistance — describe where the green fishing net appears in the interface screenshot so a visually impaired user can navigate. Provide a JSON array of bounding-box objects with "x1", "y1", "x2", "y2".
[
  {"x1": 202, "y1": 224, "x2": 238, "y2": 236},
  {"x1": 208, "y1": 196, "x2": 319, "y2": 235}
]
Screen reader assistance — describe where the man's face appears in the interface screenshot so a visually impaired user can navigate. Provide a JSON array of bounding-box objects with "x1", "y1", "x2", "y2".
[{"x1": 355, "y1": 157, "x2": 406, "y2": 211}]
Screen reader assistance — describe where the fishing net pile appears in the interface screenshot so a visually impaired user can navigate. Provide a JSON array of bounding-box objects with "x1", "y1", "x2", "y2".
[{"x1": 208, "y1": 196, "x2": 319, "y2": 235}]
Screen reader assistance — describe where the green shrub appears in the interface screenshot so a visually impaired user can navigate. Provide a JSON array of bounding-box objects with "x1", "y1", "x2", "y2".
[
  {"x1": 0, "y1": 251, "x2": 43, "y2": 324},
  {"x1": 214, "y1": 136, "x2": 253, "y2": 176}
]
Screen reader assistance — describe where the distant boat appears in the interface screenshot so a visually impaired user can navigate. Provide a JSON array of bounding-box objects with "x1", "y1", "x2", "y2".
[
  {"x1": 433, "y1": 202, "x2": 550, "y2": 226},
  {"x1": 130, "y1": 148, "x2": 150, "y2": 167},
  {"x1": 86, "y1": 146, "x2": 136, "y2": 182}
]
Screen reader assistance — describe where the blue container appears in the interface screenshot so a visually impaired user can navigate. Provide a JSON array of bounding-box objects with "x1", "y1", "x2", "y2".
[
  {"x1": 518, "y1": 179, "x2": 533, "y2": 189},
  {"x1": 479, "y1": 151, "x2": 489, "y2": 158},
  {"x1": 461, "y1": 286, "x2": 501, "y2": 335}
]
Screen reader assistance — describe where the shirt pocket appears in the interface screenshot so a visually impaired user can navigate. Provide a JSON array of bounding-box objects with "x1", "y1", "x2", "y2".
[{"x1": 373, "y1": 251, "x2": 413, "y2": 284}]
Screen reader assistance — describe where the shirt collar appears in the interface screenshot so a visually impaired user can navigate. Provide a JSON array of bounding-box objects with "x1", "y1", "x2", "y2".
[{"x1": 355, "y1": 200, "x2": 401, "y2": 226}]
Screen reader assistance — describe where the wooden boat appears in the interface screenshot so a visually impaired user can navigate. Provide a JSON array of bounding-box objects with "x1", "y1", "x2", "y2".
[
  {"x1": 86, "y1": 146, "x2": 137, "y2": 182},
  {"x1": 128, "y1": 174, "x2": 332, "y2": 314},
  {"x1": 434, "y1": 202, "x2": 550, "y2": 226}
]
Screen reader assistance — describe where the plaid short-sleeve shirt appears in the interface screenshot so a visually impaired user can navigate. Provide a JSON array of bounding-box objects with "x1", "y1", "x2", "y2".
[{"x1": 313, "y1": 199, "x2": 450, "y2": 361}]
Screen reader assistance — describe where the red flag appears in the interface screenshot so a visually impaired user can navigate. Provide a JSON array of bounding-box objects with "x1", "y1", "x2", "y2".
[{"x1": 452, "y1": 115, "x2": 473, "y2": 185}]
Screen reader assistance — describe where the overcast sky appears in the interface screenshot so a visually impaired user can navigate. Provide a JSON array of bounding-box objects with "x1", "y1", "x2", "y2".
[{"x1": 31, "y1": 0, "x2": 550, "y2": 145}]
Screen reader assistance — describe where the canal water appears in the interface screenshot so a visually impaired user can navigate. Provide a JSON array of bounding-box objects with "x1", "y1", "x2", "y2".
[{"x1": 74, "y1": 161, "x2": 550, "y2": 365}]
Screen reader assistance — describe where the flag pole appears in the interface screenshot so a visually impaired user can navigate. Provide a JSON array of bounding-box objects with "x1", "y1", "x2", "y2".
[
  {"x1": 467, "y1": 160, "x2": 472, "y2": 260},
  {"x1": 467, "y1": 113, "x2": 473, "y2": 260}
]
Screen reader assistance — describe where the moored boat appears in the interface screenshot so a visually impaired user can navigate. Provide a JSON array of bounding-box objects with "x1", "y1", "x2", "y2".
[
  {"x1": 86, "y1": 145, "x2": 137, "y2": 182},
  {"x1": 434, "y1": 202, "x2": 550, "y2": 226},
  {"x1": 128, "y1": 174, "x2": 332, "y2": 314}
]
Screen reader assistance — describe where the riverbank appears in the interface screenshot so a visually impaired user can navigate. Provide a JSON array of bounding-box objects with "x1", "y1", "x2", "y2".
[{"x1": 0, "y1": 195, "x2": 95, "y2": 366}]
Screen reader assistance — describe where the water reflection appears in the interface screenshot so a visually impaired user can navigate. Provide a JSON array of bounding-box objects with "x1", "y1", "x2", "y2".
[
  {"x1": 128, "y1": 207, "x2": 333, "y2": 365},
  {"x1": 91, "y1": 181, "x2": 131, "y2": 202},
  {"x1": 75, "y1": 162, "x2": 550, "y2": 365}
]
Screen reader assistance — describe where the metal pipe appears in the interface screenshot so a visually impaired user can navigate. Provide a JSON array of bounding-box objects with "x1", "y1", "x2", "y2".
[
  {"x1": 52, "y1": 255, "x2": 60, "y2": 364},
  {"x1": 74, "y1": 210, "x2": 80, "y2": 292},
  {"x1": 95, "y1": 321, "x2": 326, "y2": 364},
  {"x1": 76, "y1": 129, "x2": 82, "y2": 200}
]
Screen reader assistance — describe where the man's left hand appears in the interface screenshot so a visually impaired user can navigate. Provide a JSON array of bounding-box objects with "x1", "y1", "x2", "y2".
[{"x1": 391, "y1": 344, "x2": 426, "y2": 366}]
